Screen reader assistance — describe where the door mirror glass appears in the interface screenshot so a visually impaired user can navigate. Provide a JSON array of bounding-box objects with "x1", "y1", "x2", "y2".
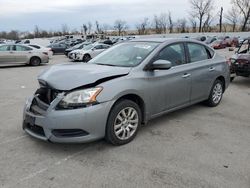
[{"x1": 151, "y1": 60, "x2": 172, "y2": 70}]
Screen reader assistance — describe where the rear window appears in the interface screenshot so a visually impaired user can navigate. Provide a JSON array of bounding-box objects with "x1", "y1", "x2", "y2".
[
  {"x1": 187, "y1": 43, "x2": 211, "y2": 63},
  {"x1": 29, "y1": 45, "x2": 40, "y2": 49}
]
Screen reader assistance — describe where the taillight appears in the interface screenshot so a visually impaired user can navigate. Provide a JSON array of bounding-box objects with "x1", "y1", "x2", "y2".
[
  {"x1": 237, "y1": 59, "x2": 248, "y2": 64},
  {"x1": 43, "y1": 52, "x2": 48, "y2": 56},
  {"x1": 48, "y1": 48, "x2": 52, "y2": 51}
]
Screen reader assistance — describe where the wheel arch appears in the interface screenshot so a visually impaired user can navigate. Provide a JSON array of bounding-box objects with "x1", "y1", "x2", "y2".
[
  {"x1": 216, "y1": 76, "x2": 226, "y2": 92},
  {"x1": 109, "y1": 93, "x2": 146, "y2": 125}
]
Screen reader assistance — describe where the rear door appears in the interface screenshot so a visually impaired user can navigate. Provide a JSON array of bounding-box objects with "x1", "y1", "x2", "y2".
[
  {"x1": 186, "y1": 42, "x2": 217, "y2": 102},
  {"x1": 13, "y1": 45, "x2": 32, "y2": 64}
]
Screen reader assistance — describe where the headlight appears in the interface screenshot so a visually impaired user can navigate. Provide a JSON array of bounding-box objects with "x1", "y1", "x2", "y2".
[{"x1": 57, "y1": 87, "x2": 102, "y2": 109}]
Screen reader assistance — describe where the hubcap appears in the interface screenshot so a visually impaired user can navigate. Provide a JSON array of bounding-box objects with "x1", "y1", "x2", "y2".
[
  {"x1": 212, "y1": 83, "x2": 222, "y2": 104},
  {"x1": 114, "y1": 107, "x2": 139, "y2": 140}
]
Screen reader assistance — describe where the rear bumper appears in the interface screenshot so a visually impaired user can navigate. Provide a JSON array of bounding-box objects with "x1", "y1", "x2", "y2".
[{"x1": 23, "y1": 95, "x2": 114, "y2": 143}]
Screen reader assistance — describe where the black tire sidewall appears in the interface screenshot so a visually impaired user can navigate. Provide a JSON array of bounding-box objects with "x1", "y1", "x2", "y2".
[
  {"x1": 83, "y1": 54, "x2": 91, "y2": 62},
  {"x1": 207, "y1": 79, "x2": 223, "y2": 107},
  {"x1": 30, "y1": 57, "x2": 41, "y2": 66},
  {"x1": 105, "y1": 100, "x2": 142, "y2": 145}
]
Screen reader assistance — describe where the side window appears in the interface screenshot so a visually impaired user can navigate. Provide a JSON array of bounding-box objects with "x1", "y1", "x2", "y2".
[
  {"x1": 103, "y1": 45, "x2": 110, "y2": 49},
  {"x1": 14, "y1": 45, "x2": 31, "y2": 51},
  {"x1": 94, "y1": 45, "x2": 102, "y2": 49},
  {"x1": 187, "y1": 43, "x2": 209, "y2": 63},
  {"x1": 0, "y1": 45, "x2": 10, "y2": 51},
  {"x1": 156, "y1": 43, "x2": 186, "y2": 66}
]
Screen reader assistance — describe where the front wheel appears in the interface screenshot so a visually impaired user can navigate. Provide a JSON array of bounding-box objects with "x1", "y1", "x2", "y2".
[
  {"x1": 105, "y1": 100, "x2": 142, "y2": 145},
  {"x1": 205, "y1": 79, "x2": 224, "y2": 107}
]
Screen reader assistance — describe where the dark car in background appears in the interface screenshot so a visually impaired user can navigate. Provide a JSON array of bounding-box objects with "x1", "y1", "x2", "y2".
[
  {"x1": 229, "y1": 38, "x2": 250, "y2": 81},
  {"x1": 210, "y1": 40, "x2": 227, "y2": 49},
  {"x1": 47, "y1": 43, "x2": 67, "y2": 54}
]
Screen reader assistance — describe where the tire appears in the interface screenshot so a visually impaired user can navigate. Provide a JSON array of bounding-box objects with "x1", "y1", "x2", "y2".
[
  {"x1": 230, "y1": 77, "x2": 235, "y2": 82},
  {"x1": 30, "y1": 57, "x2": 41, "y2": 66},
  {"x1": 82, "y1": 54, "x2": 91, "y2": 62},
  {"x1": 105, "y1": 100, "x2": 142, "y2": 145},
  {"x1": 205, "y1": 79, "x2": 224, "y2": 107}
]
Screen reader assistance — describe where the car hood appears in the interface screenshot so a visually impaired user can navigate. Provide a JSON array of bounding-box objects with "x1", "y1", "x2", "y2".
[{"x1": 38, "y1": 63, "x2": 131, "y2": 90}]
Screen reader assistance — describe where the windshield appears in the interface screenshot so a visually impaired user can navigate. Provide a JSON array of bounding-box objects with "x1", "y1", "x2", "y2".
[
  {"x1": 89, "y1": 42, "x2": 159, "y2": 67},
  {"x1": 83, "y1": 44, "x2": 94, "y2": 50}
]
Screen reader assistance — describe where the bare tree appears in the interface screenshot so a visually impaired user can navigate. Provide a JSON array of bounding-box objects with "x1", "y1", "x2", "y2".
[
  {"x1": 95, "y1": 21, "x2": 103, "y2": 34},
  {"x1": 136, "y1": 17, "x2": 149, "y2": 35},
  {"x1": 225, "y1": 6, "x2": 238, "y2": 32},
  {"x1": 219, "y1": 7, "x2": 223, "y2": 32},
  {"x1": 189, "y1": 17, "x2": 197, "y2": 32},
  {"x1": 202, "y1": 13, "x2": 214, "y2": 32},
  {"x1": 232, "y1": 0, "x2": 250, "y2": 31},
  {"x1": 114, "y1": 20, "x2": 127, "y2": 36},
  {"x1": 34, "y1": 25, "x2": 40, "y2": 38},
  {"x1": 82, "y1": 24, "x2": 88, "y2": 35},
  {"x1": 168, "y1": 11, "x2": 174, "y2": 33},
  {"x1": 61, "y1": 24, "x2": 69, "y2": 35},
  {"x1": 87, "y1": 22, "x2": 92, "y2": 34},
  {"x1": 176, "y1": 19, "x2": 187, "y2": 33},
  {"x1": 159, "y1": 13, "x2": 168, "y2": 33},
  {"x1": 189, "y1": 0, "x2": 214, "y2": 32},
  {"x1": 152, "y1": 15, "x2": 163, "y2": 34}
]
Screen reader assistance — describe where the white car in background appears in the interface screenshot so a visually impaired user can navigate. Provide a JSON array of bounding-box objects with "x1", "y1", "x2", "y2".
[
  {"x1": 28, "y1": 44, "x2": 53, "y2": 58},
  {"x1": 70, "y1": 43, "x2": 110, "y2": 62},
  {"x1": 0, "y1": 44, "x2": 49, "y2": 66}
]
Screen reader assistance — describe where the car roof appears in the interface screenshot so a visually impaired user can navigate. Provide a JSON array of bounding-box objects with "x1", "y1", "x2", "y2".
[{"x1": 131, "y1": 37, "x2": 202, "y2": 43}]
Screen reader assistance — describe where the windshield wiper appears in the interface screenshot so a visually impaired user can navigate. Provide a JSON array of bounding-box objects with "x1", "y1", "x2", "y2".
[{"x1": 95, "y1": 63, "x2": 117, "y2": 67}]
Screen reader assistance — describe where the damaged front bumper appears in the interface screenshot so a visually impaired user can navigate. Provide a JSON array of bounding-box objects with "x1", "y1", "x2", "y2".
[{"x1": 23, "y1": 93, "x2": 113, "y2": 143}]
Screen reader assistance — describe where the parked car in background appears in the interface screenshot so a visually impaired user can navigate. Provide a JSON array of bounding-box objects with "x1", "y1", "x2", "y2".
[
  {"x1": 0, "y1": 44, "x2": 49, "y2": 66},
  {"x1": 64, "y1": 42, "x2": 91, "y2": 56},
  {"x1": 210, "y1": 40, "x2": 227, "y2": 49},
  {"x1": 229, "y1": 38, "x2": 250, "y2": 81},
  {"x1": 28, "y1": 44, "x2": 53, "y2": 58},
  {"x1": 204, "y1": 36, "x2": 217, "y2": 44},
  {"x1": 47, "y1": 43, "x2": 67, "y2": 54},
  {"x1": 23, "y1": 38, "x2": 229, "y2": 145},
  {"x1": 70, "y1": 43, "x2": 110, "y2": 62}
]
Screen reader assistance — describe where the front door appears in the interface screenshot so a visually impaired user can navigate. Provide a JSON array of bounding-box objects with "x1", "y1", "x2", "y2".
[{"x1": 146, "y1": 43, "x2": 192, "y2": 116}]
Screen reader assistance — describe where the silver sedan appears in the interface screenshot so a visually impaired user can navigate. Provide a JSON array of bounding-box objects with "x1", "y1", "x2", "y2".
[
  {"x1": 23, "y1": 38, "x2": 230, "y2": 145},
  {"x1": 0, "y1": 44, "x2": 49, "y2": 66}
]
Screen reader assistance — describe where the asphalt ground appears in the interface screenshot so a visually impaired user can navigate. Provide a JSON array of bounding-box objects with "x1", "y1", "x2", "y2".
[{"x1": 0, "y1": 49, "x2": 249, "y2": 188}]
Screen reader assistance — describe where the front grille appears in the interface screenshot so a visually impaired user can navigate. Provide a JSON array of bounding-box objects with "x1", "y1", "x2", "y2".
[
  {"x1": 30, "y1": 96, "x2": 49, "y2": 115},
  {"x1": 24, "y1": 123, "x2": 45, "y2": 137},
  {"x1": 35, "y1": 87, "x2": 58, "y2": 104}
]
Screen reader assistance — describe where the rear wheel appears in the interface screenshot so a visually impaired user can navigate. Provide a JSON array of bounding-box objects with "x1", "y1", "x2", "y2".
[
  {"x1": 30, "y1": 57, "x2": 41, "y2": 66},
  {"x1": 82, "y1": 54, "x2": 91, "y2": 62},
  {"x1": 105, "y1": 100, "x2": 142, "y2": 145},
  {"x1": 205, "y1": 79, "x2": 224, "y2": 107}
]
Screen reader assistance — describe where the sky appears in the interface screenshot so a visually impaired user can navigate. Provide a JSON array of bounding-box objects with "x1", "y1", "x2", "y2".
[{"x1": 0, "y1": 0, "x2": 232, "y2": 32}]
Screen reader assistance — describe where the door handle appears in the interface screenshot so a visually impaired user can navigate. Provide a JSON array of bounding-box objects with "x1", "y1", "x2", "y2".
[
  {"x1": 9, "y1": 51, "x2": 14, "y2": 53},
  {"x1": 182, "y1": 73, "x2": 191, "y2": 78},
  {"x1": 209, "y1": 67, "x2": 215, "y2": 71}
]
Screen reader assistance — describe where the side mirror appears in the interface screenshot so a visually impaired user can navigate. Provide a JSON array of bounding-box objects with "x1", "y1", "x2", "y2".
[
  {"x1": 150, "y1": 60, "x2": 172, "y2": 70},
  {"x1": 91, "y1": 48, "x2": 95, "y2": 51}
]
